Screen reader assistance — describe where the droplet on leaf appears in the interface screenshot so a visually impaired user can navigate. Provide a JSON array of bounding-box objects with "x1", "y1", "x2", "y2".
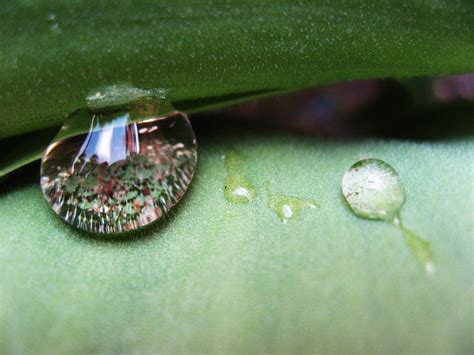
[
  {"x1": 341, "y1": 158, "x2": 405, "y2": 222},
  {"x1": 268, "y1": 193, "x2": 318, "y2": 223},
  {"x1": 341, "y1": 158, "x2": 435, "y2": 275},
  {"x1": 223, "y1": 150, "x2": 256, "y2": 204},
  {"x1": 264, "y1": 181, "x2": 318, "y2": 223},
  {"x1": 40, "y1": 95, "x2": 197, "y2": 234},
  {"x1": 47, "y1": 12, "x2": 61, "y2": 32},
  {"x1": 396, "y1": 218, "x2": 436, "y2": 275}
]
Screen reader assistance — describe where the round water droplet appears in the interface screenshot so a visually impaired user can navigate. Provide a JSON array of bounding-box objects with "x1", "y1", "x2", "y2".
[
  {"x1": 341, "y1": 159, "x2": 405, "y2": 222},
  {"x1": 40, "y1": 98, "x2": 197, "y2": 233}
]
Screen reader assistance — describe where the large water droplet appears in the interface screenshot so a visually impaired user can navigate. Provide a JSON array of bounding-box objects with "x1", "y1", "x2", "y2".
[
  {"x1": 341, "y1": 159, "x2": 405, "y2": 222},
  {"x1": 341, "y1": 158, "x2": 435, "y2": 275},
  {"x1": 40, "y1": 96, "x2": 197, "y2": 234}
]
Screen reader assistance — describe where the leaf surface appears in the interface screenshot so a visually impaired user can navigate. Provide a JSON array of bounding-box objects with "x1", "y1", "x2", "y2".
[{"x1": 1, "y1": 126, "x2": 473, "y2": 353}]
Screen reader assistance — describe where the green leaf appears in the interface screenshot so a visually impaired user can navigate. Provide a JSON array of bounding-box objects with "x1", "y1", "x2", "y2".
[
  {"x1": 1, "y1": 127, "x2": 472, "y2": 353},
  {"x1": 1, "y1": 1, "x2": 473, "y2": 353}
]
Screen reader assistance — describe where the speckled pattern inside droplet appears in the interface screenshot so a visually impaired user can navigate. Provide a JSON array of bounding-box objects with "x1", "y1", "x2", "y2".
[
  {"x1": 341, "y1": 158, "x2": 405, "y2": 222},
  {"x1": 40, "y1": 105, "x2": 197, "y2": 234}
]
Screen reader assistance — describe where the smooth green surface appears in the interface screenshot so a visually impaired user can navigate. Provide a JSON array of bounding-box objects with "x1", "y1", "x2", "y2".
[
  {"x1": 1, "y1": 127, "x2": 473, "y2": 353},
  {"x1": 1, "y1": 0, "x2": 474, "y2": 141}
]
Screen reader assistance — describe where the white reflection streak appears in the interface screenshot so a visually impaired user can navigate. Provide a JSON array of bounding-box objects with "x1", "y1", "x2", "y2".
[
  {"x1": 96, "y1": 122, "x2": 114, "y2": 163},
  {"x1": 132, "y1": 122, "x2": 140, "y2": 155},
  {"x1": 72, "y1": 114, "x2": 97, "y2": 173}
]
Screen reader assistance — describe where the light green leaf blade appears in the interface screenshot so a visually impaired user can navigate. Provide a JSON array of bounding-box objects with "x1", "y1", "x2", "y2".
[{"x1": 1, "y1": 128, "x2": 472, "y2": 353}]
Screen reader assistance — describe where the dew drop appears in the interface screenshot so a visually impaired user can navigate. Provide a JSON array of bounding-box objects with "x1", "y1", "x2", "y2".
[
  {"x1": 396, "y1": 217, "x2": 436, "y2": 275},
  {"x1": 40, "y1": 95, "x2": 197, "y2": 234},
  {"x1": 223, "y1": 150, "x2": 256, "y2": 204},
  {"x1": 341, "y1": 159, "x2": 435, "y2": 275},
  {"x1": 47, "y1": 12, "x2": 61, "y2": 32},
  {"x1": 341, "y1": 159, "x2": 405, "y2": 222},
  {"x1": 265, "y1": 182, "x2": 318, "y2": 223}
]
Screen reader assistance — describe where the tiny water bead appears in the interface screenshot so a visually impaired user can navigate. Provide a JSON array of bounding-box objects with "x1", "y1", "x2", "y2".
[
  {"x1": 341, "y1": 159, "x2": 435, "y2": 275},
  {"x1": 265, "y1": 182, "x2": 318, "y2": 223},
  {"x1": 47, "y1": 12, "x2": 60, "y2": 32},
  {"x1": 395, "y1": 218, "x2": 436, "y2": 275},
  {"x1": 223, "y1": 150, "x2": 256, "y2": 204},
  {"x1": 40, "y1": 98, "x2": 197, "y2": 233}
]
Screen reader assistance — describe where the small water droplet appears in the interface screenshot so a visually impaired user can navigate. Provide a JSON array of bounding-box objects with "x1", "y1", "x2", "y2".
[
  {"x1": 341, "y1": 159, "x2": 435, "y2": 275},
  {"x1": 40, "y1": 95, "x2": 197, "y2": 234},
  {"x1": 399, "y1": 219, "x2": 436, "y2": 275},
  {"x1": 47, "y1": 12, "x2": 61, "y2": 32},
  {"x1": 342, "y1": 159, "x2": 405, "y2": 222},
  {"x1": 265, "y1": 182, "x2": 318, "y2": 223},
  {"x1": 223, "y1": 150, "x2": 255, "y2": 204}
]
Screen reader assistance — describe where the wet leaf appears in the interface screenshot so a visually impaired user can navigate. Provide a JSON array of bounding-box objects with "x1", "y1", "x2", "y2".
[{"x1": 1, "y1": 128, "x2": 472, "y2": 353}]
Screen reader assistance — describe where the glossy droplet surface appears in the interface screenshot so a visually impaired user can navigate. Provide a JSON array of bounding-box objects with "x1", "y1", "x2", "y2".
[
  {"x1": 40, "y1": 99, "x2": 197, "y2": 233},
  {"x1": 341, "y1": 159, "x2": 405, "y2": 222}
]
